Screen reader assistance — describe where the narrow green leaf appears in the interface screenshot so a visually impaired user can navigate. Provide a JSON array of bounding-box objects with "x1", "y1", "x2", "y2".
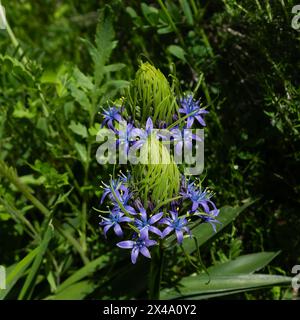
[
  {"x1": 56, "y1": 255, "x2": 109, "y2": 293},
  {"x1": 104, "y1": 63, "x2": 126, "y2": 73},
  {"x1": 0, "y1": 248, "x2": 39, "y2": 300},
  {"x1": 179, "y1": 0, "x2": 194, "y2": 25},
  {"x1": 18, "y1": 222, "x2": 53, "y2": 299}
]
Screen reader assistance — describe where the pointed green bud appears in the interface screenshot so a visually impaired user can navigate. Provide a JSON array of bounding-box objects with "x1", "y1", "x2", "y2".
[{"x1": 132, "y1": 62, "x2": 178, "y2": 124}]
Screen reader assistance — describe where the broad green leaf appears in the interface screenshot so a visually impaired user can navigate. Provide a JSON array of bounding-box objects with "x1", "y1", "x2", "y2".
[
  {"x1": 141, "y1": 3, "x2": 159, "y2": 26},
  {"x1": 74, "y1": 142, "x2": 88, "y2": 164},
  {"x1": 73, "y1": 67, "x2": 94, "y2": 91},
  {"x1": 182, "y1": 200, "x2": 256, "y2": 254},
  {"x1": 161, "y1": 274, "x2": 292, "y2": 300},
  {"x1": 69, "y1": 121, "x2": 88, "y2": 138},
  {"x1": 167, "y1": 45, "x2": 187, "y2": 62},
  {"x1": 126, "y1": 7, "x2": 138, "y2": 19},
  {"x1": 56, "y1": 255, "x2": 109, "y2": 293},
  {"x1": 88, "y1": 123, "x2": 101, "y2": 136},
  {"x1": 208, "y1": 252, "x2": 280, "y2": 275},
  {"x1": 157, "y1": 25, "x2": 173, "y2": 34},
  {"x1": 69, "y1": 84, "x2": 91, "y2": 111},
  {"x1": 0, "y1": 248, "x2": 39, "y2": 300},
  {"x1": 48, "y1": 281, "x2": 95, "y2": 300},
  {"x1": 18, "y1": 222, "x2": 54, "y2": 299}
]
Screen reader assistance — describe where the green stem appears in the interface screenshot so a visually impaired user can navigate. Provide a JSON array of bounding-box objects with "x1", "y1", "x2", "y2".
[
  {"x1": 157, "y1": 0, "x2": 185, "y2": 48},
  {"x1": 0, "y1": 160, "x2": 51, "y2": 217},
  {"x1": 3, "y1": 4, "x2": 28, "y2": 64},
  {"x1": 148, "y1": 243, "x2": 164, "y2": 300}
]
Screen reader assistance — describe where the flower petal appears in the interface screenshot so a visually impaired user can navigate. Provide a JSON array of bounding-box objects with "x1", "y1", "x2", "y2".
[
  {"x1": 125, "y1": 205, "x2": 137, "y2": 215},
  {"x1": 114, "y1": 223, "x2": 123, "y2": 237},
  {"x1": 149, "y1": 226, "x2": 163, "y2": 237},
  {"x1": 140, "y1": 227, "x2": 149, "y2": 239},
  {"x1": 199, "y1": 201, "x2": 210, "y2": 213},
  {"x1": 100, "y1": 190, "x2": 110, "y2": 204},
  {"x1": 117, "y1": 240, "x2": 134, "y2": 249},
  {"x1": 119, "y1": 216, "x2": 132, "y2": 223},
  {"x1": 159, "y1": 218, "x2": 171, "y2": 226},
  {"x1": 170, "y1": 211, "x2": 178, "y2": 221},
  {"x1": 140, "y1": 246, "x2": 151, "y2": 259},
  {"x1": 187, "y1": 117, "x2": 194, "y2": 128},
  {"x1": 103, "y1": 224, "x2": 113, "y2": 237},
  {"x1": 131, "y1": 247, "x2": 139, "y2": 264},
  {"x1": 192, "y1": 201, "x2": 199, "y2": 212},
  {"x1": 195, "y1": 115, "x2": 206, "y2": 126},
  {"x1": 149, "y1": 212, "x2": 163, "y2": 224},
  {"x1": 162, "y1": 226, "x2": 173, "y2": 238},
  {"x1": 146, "y1": 117, "x2": 153, "y2": 132},
  {"x1": 176, "y1": 230, "x2": 184, "y2": 244},
  {"x1": 145, "y1": 239, "x2": 157, "y2": 247}
]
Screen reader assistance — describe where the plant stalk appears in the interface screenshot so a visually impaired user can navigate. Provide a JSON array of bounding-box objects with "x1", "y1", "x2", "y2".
[{"x1": 148, "y1": 243, "x2": 164, "y2": 300}]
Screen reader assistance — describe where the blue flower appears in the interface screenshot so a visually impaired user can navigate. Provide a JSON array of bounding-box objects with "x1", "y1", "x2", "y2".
[
  {"x1": 111, "y1": 188, "x2": 137, "y2": 215},
  {"x1": 160, "y1": 211, "x2": 191, "y2": 244},
  {"x1": 100, "y1": 209, "x2": 132, "y2": 238},
  {"x1": 169, "y1": 127, "x2": 202, "y2": 156},
  {"x1": 134, "y1": 205, "x2": 163, "y2": 238},
  {"x1": 180, "y1": 180, "x2": 217, "y2": 213},
  {"x1": 101, "y1": 106, "x2": 123, "y2": 130},
  {"x1": 100, "y1": 178, "x2": 128, "y2": 204},
  {"x1": 194, "y1": 209, "x2": 220, "y2": 232},
  {"x1": 131, "y1": 117, "x2": 154, "y2": 150},
  {"x1": 117, "y1": 122, "x2": 135, "y2": 156},
  {"x1": 117, "y1": 236, "x2": 157, "y2": 264},
  {"x1": 179, "y1": 95, "x2": 209, "y2": 128},
  {"x1": 119, "y1": 171, "x2": 131, "y2": 184}
]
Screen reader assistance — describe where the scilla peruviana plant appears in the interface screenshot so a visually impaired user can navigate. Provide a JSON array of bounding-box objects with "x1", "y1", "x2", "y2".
[{"x1": 97, "y1": 62, "x2": 217, "y2": 299}]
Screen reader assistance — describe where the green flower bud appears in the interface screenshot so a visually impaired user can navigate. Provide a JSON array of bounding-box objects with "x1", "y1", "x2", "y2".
[{"x1": 131, "y1": 62, "x2": 178, "y2": 124}]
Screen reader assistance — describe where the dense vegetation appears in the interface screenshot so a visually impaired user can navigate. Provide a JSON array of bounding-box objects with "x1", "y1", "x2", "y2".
[{"x1": 0, "y1": 1, "x2": 299, "y2": 300}]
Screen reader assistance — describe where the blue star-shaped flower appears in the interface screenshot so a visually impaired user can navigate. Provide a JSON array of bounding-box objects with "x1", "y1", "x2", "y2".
[
  {"x1": 160, "y1": 211, "x2": 191, "y2": 244},
  {"x1": 100, "y1": 209, "x2": 132, "y2": 238},
  {"x1": 117, "y1": 236, "x2": 157, "y2": 264},
  {"x1": 179, "y1": 95, "x2": 209, "y2": 128}
]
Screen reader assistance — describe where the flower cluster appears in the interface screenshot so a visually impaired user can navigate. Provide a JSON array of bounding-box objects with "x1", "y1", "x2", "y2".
[
  {"x1": 99, "y1": 94, "x2": 208, "y2": 157},
  {"x1": 99, "y1": 173, "x2": 219, "y2": 264},
  {"x1": 98, "y1": 94, "x2": 219, "y2": 264}
]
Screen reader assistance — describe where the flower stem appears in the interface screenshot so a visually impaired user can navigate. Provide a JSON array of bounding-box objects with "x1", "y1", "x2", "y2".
[{"x1": 148, "y1": 243, "x2": 164, "y2": 300}]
